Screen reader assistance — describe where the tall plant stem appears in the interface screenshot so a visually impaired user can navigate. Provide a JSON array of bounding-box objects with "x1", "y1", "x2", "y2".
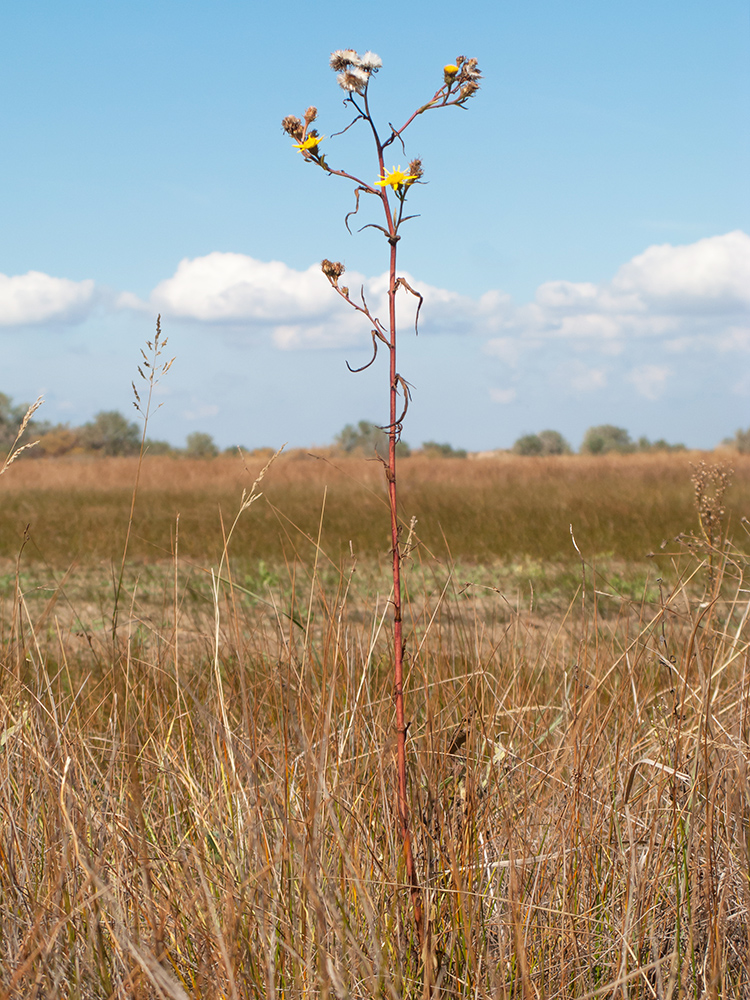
[
  {"x1": 387, "y1": 235, "x2": 424, "y2": 947},
  {"x1": 367, "y1": 93, "x2": 425, "y2": 945}
]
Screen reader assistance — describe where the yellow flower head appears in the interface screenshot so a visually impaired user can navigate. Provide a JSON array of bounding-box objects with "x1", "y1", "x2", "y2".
[
  {"x1": 293, "y1": 134, "x2": 324, "y2": 152},
  {"x1": 374, "y1": 165, "x2": 418, "y2": 191},
  {"x1": 444, "y1": 64, "x2": 459, "y2": 76}
]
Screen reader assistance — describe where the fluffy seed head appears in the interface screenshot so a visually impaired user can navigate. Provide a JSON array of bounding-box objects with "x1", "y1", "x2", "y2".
[
  {"x1": 360, "y1": 51, "x2": 382, "y2": 70},
  {"x1": 330, "y1": 49, "x2": 361, "y2": 71},
  {"x1": 337, "y1": 67, "x2": 369, "y2": 94}
]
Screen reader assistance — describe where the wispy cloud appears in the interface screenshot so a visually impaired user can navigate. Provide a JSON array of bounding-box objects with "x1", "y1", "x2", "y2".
[
  {"x1": 489, "y1": 387, "x2": 517, "y2": 404},
  {"x1": 626, "y1": 364, "x2": 671, "y2": 400},
  {"x1": 552, "y1": 361, "x2": 609, "y2": 393}
]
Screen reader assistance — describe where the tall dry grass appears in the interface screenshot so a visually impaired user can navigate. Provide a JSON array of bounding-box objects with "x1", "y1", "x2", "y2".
[
  {"x1": 1, "y1": 451, "x2": 749, "y2": 997},
  {"x1": 0, "y1": 451, "x2": 747, "y2": 567}
]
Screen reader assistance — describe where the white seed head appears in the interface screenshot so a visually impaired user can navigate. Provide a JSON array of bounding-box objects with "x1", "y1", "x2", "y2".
[
  {"x1": 330, "y1": 49, "x2": 361, "y2": 71},
  {"x1": 337, "y1": 67, "x2": 369, "y2": 94},
  {"x1": 359, "y1": 51, "x2": 382, "y2": 70}
]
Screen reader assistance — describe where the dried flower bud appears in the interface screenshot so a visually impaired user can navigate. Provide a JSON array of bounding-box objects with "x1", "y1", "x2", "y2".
[
  {"x1": 321, "y1": 259, "x2": 346, "y2": 285},
  {"x1": 281, "y1": 115, "x2": 305, "y2": 141},
  {"x1": 459, "y1": 82, "x2": 480, "y2": 100},
  {"x1": 461, "y1": 58, "x2": 482, "y2": 82},
  {"x1": 330, "y1": 49, "x2": 361, "y2": 71},
  {"x1": 408, "y1": 158, "x2": 424, "y2": 181},
  {"x1": 304, "y1": 106, "x2": 318, "y2": 124}
]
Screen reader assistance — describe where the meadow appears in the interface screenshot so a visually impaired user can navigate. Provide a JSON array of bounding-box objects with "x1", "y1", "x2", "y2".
[{"x1": 1, "y1": 450, "x2": 749, "y2": 998}]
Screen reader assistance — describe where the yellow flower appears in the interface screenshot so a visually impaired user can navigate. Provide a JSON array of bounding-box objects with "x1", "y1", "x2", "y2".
[
  {"x1": 444, "y1": 64, "x2": 459, "y2": 76},
  {"x1": 374, "y1": 166, "x2": 418, "y2": 191},
  {"x1": 293, "y1": 134, "x2": 324, "y2": 152}
]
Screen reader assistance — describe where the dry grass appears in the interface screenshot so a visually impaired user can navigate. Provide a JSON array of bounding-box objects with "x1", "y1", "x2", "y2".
[
  {"x1": 1, "y1": 452, "x2": 749, "y2": 997},
  {"x1": 1, "y1": 451, "x2": 747, "y2": 567}
]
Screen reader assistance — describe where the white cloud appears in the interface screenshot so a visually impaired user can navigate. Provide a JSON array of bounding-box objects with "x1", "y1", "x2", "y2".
[
  {"x1": 490, "y1": 387, "x2": 517, "y2": 404},
  {"x1": 183, "y1": 403, "x2": 219, "y2": 420},
  {"x1": 717, "y1": 325, "x2": 750, "y2": 353},
  {"x1": 132, "y1": 251, "x2": 514, "y2": 348},
  {"x1": 272, "y1": 323, "x2": 356, "y2": 350},
  {"x1": 535, "y1": 280, "x2": 600, "y2": 310},
  {"x1": 115, "y1": 290, "x2": 149, "y2": 312},
  {"x1": 626, "y1": 364, "x2": 670, "y2": 400},
  {"x1": 138, "y1": 252, "x2": 387, "y2": 348},
  {"x1": 487, "y1": 232, "x2": 750, "y2": 370},
  {"x1": 0, "y1": 271, "x2": 95, "y2": 326},
  {"x1": 127, "y1": 233, "x2": 750, "y2": 368},
  {"x1": 553, "y1": 361, "x2": 608, "y2": 393},
  {"x1": 484, "y1": 337, "x2": 522, "y2": 366},
  {"x1": 150, "y1": 253, "x2": 339, "y2": 323},
  {"x1": 612, "y1": 231, "x2": 750, "y2": 311}
]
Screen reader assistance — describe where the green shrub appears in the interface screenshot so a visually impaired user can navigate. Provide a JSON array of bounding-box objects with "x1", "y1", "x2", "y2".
[
  {"x1": 724, "y1": 428, "x2": 750, "y2": 453},
  {"x1": 580, "y1": 424, "x2": 634, "y2": 455},
  {"x1": 80, "y1": 410, "x2": 141, "y2": 456},
  {"x1": 335, "y1": 420, "x2": 410, "y2": 458},
  {"x1": 186, "y1": 431, "x2": 219, "y2": 459},
  {"x1": 421, "y1": 440, "x2": 467, "y2": 458},
  {"x1": 513, "y1": 430, "x2": 571, "y2": 456}
]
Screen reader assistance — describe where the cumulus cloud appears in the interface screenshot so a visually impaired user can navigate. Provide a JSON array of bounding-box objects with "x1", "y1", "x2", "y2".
[
  {"x1": 479, "y1": 232, "x2": 750, "y2": 407},
  {"x1": 494, "y1": 232, "x2": 750, "y2": 350},
  {"x1": 129, "y1": 251, "x2": 513, "y2": 348},
  {"x1": 126, "y1": 233, "x2": 750, "y2": 376},
  {"x1": 0, "y1": 270, "x2": 95, "y2": 326},
  {"x1": 612, "y1": 231, "x2": 750, "y2": 311},
  {"x1": 151, "y1": 253, "x2": 338, "y2": 324}
]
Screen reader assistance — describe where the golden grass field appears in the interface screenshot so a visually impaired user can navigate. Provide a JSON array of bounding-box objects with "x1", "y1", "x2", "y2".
[
  {"x1": 1, "y1": 450, "x2": 749, "y2": 998},
  {"x1": 1, "y1": 450, "x2": 746, "y2": 565}
]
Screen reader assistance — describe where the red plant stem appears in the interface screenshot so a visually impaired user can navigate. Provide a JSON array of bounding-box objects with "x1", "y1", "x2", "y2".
[
  {"x1": 387, "y1": 234, "x2": 425, "y2": 949},
  {"x1": 362, "y1": 88, "x2": 424, "y2": 946}
]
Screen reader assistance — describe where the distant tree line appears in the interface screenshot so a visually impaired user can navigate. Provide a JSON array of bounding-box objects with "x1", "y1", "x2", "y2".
[
  {"x1": 513, "y1": 425, "x2": 686, "y2": 456},
  {"x1": 336, "y1": 421, "x2": 688, "y2": 458},
  {"x1": 723, "y1": 428, "x2": 750, "y2": 453},
  {"x1": 2, "y1": 393, "x2": 748, "y2": 461},
  {"x1": 333, "y1": 420, "x2": 467, "y2": 459},
  {"x1": 0, "y1": 393, "x2": 229, "y2": 460}
]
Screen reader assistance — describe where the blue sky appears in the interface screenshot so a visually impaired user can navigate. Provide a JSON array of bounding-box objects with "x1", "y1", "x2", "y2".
[{"x1": 1, "y1": 1, "x2": 749, "y2": 450}]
